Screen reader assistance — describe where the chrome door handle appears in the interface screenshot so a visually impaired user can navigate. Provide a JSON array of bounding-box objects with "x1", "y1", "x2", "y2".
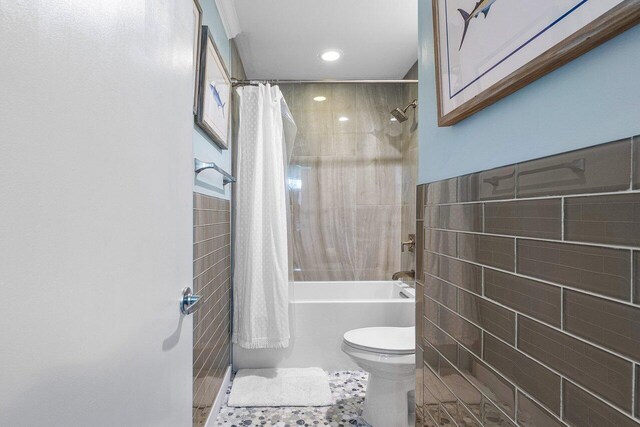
[{"x1": 180, "y1": 287, "x2": 202, "y2": 315}]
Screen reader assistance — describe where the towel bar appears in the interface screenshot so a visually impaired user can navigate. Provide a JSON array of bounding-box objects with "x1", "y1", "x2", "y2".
[{"x1": 194, "y1": 158, "x2": 236, "y2": 185}]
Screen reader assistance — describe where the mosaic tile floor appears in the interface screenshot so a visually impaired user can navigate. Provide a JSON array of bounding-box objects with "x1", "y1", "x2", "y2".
[{"x1": 213, "y1": 370, "x2": 371, "y2": 427}]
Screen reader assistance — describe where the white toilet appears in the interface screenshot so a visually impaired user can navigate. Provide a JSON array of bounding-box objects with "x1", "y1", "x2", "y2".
[{"x1": 341, "y1": 326, "x2": 415, "y2": 427}]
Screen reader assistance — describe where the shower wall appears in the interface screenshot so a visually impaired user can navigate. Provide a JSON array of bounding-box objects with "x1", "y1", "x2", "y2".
[
  {"x1": 401, "y1": 63, "x2": 419, "y2": 274},
  {"x1": 279, "y1": 83, "x2": 414, "y2": 281}
]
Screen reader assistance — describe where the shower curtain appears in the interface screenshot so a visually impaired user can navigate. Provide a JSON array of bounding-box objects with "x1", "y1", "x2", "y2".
[{"x1": 233, "y1": 84, "x2": 292, "y2": 349}]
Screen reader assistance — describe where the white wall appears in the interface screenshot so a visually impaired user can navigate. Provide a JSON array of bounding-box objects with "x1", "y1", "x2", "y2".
[{"x1": 0, "y1": 1, "x2": 195, "y2": 425}]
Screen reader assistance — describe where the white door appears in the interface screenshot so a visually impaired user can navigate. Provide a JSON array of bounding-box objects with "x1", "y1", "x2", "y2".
[{"x1": 0, "y1": 1, "x2": 195, "y2": 426}]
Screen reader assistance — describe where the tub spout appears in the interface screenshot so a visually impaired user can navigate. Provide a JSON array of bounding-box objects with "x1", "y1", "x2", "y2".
[{"x1": 392, "y1": 270, "x2": 415, "y2": 281}]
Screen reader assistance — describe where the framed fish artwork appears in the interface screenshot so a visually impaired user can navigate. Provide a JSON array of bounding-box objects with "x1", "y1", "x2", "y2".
[
  {"x1": 191, "y1": 0, "x2": 202, "y2": 115},
  {"x1": 432, "y1": 0, "x2": 640, "y2": 126},
  {"x1": 196, "y1": 26, "x2": 232, "y2": 150}
]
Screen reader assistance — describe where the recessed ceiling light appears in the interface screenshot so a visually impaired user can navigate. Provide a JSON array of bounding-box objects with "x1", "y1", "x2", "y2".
[
  {"x1": 313, "y1": 96, "x2": 327, "y2": 102},
  {"x1": 320, "y1": 50, "x2": 342, "y2": 62},
  {"x1": 338, "y1": 116, "x2": 349, "y2": 122},
  {"x1": 390, "y1": 117, "x2": 398, "y2": 122}
]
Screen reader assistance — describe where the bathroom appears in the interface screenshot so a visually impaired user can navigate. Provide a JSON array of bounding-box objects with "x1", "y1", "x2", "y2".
[{"x1": 1, "y1": 1, "x2": 639, "y2": 427}]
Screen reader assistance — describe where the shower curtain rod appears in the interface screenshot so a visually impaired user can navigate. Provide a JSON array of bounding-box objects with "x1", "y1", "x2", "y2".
[{"x1": 231, "y1": 78, "x2": 418, "y2": 86}]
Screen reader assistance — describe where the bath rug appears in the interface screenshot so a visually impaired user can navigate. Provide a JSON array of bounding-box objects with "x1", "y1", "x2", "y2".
[{"x1": 227, "y1": 367, "x2": 332, "y2": 407}]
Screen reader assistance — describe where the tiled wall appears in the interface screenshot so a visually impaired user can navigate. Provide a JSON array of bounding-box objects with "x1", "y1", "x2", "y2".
[
  {"x1": 279, "y1": 83, "x2": 411, "y2": 281},
  {"x1": 401, "y1": 63, "x2": 419, "y2": 274},
  {"x1": 415, "y1": 136, "x2": 640, "y2": 427},
  {"x1": 193, "y1": 193, "x2": 231, "y2": 426}
]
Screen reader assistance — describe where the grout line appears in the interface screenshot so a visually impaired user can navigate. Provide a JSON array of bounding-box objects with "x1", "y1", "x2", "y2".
[
  {"x1": 514, "y1": 313, "x2": 519, "y2": 349},
  {"x1": 631, "y1": 251, "x2": 635, "y2": 304},
  {"x1": 632, "y1": 364, "x2": 637, "y2": 418},
  {"x1": 424, "y1": 270, "x2": 639, "y2": 365},
  {"x1": 630, "y1": 137, "x2": 634, "y2": 191},
  {"x1": 560, "y1": 288, "x2": 565, "y2": 330},
  {"x1": 427, "y1": 227, "x2": 639, "y2": 252},
  {"x1": 560, "y1": 379, "x2": 564, "y2": 419},
  {"x1": 426, "y1": 250, "x2": 640, "y2": 310},
  {"x1": 482, "y1": 202, "x2": 486, "y2": 233},
  {"x1": 425, "y1": 188, "x2": 640, "y2": 207},
  {"x1": 561, "y1": 196, "x2": 565, "y2": 240}
]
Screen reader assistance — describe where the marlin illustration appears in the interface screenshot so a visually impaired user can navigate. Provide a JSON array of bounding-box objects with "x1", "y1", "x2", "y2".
[
  {"x1": 209, "y1": 81, "x2": 226, "y2": 117},
  {"x1": 458, "y1": 0, "x2": 498, "y2": 50}
]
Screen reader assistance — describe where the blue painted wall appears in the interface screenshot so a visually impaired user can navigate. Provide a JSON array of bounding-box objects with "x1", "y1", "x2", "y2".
[
  {"x1": 418, "y1": 3, "x2": 640, "y2": 184},
  {"x1": 193, "y1": 0, "x2": 233, "y2": 199}
]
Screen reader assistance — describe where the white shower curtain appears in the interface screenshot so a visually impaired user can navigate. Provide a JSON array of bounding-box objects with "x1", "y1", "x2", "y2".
[{"x1": 233, "y1": 84, "x2": 291, "y2": 349}]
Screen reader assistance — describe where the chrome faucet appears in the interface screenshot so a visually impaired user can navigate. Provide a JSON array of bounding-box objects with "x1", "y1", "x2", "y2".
[{"x1": 392, "y1": 270, "x2": 415, "y2": 281}]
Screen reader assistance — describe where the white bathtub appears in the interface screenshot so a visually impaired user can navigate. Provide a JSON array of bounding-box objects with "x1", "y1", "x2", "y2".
[{"x1": 233, "y1": 281, "x2": 415, "y2": 371}]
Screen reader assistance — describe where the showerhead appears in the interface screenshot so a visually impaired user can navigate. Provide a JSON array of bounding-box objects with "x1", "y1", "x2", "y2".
[
  {"x1": 391, "y1": 108, "x2": 408, "y2": 123},
  {"x1": 390, "y1": 99, "x2": 418, "y2": 123}
]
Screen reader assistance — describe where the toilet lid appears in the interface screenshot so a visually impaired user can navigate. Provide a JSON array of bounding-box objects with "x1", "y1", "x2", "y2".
[{"x1": 343, "y1": 327, "x2": 415, "y2": 355}]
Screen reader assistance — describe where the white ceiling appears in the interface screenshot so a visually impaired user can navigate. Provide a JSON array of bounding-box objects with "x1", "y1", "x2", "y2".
[{"x1": 230, "y1": 0, "x2": 418, "y2": 80}]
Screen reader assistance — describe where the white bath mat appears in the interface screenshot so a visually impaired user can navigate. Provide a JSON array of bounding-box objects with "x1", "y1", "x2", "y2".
[{"x1": 227, "y1": 367, "x2": 332, "y2": 407}]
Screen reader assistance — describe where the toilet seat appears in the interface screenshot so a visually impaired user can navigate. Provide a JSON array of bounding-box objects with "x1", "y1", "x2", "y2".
[{"x1": 343, "y1": 326, "x2": 415, "y2": 355}]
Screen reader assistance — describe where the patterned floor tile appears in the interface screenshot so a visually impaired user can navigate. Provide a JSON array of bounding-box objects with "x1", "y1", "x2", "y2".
[{"x1": 213, "y1": 371, "x2": 371, "y2": 427}]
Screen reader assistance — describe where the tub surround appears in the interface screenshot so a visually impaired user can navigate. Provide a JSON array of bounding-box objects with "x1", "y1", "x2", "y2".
[
  {"x1": 280, "y1": 83, "x2": 416, "y2": 281},
  {"x1": 401, "y1": 63, "x2": 419, "y2": 276},
  {"x1": 415, "y1": 136, "x2": 640, "y2": 426},
  {"x1": 193, "y1": 193, "x2": 231, "y2": 426}
]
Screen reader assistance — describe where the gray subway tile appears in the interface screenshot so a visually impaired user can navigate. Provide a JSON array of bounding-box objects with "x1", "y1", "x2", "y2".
[
  {"x1": 483, "y1": 334, "x2": 561, "y2": 415},
  {"x1": 457, "y1": 346, "x2": 515, "y2": 418},
  {"x1": 458, "y1": 165, "x2": 516, "y2": 202},
  {"x1": 416, "y1": 282, "x2": 424, "y2": 349},
  {"x1": 424, "y1": 296, "x2": 439, "y2": 324},
  {"x1": 426, "y1": 252, "x2": 483, "y2": 294},
  {"x1": 563, "y1": 380, "x2": 639, "y2": 427},
  {"x1": 517, "y1": 391, "x2": 563, "y2": 427},
  {"x1": 485, "y1": 199, "x2": 562, "y2": 239},
  {"x1": 564, "y1": 290, "x2": 640, "y2": 362},
  {"x1": 458, "y1": 289, "x2": 516, "y2": 344},
  {"x1": 518, "y1": 316, "x2": 633, "y2": 412},
  {"x1": 425, "y1": 361, "x2": 484, "y2": 427},
  {"x1": 633, "y1": 136, "x2": 639, "y2": 190},
  {"x1": 439, "y1": 204, "x2": 483, "y2": 232},
  {"x1": 424, "y1": 274, "x2": 458, "y2": 311},
  {"x1": 426, "y1": 178, "x2": 458, "y2": 205},
  {"x1": 423, "y1": 318, "x2": 458, "y2": 364},
  {"x1": 425, "y1": 229, "x2": 457, "y2": 256},
  {"x1": 458, "y1": 233, "x2": 515, "y2": 271},
  {"x1": 416, "y1": 222, "x2": 424, "y2": 282},
  {"x1": 416, "y1": 344, "x2": 424, "y2": 413},
  {"x1": 438, "y1": 349, "x2": 516, "y2": 427},
  {"x1": 424, "y1": 206, "x2": 439, "y2": 229},
  {"x1": 635, "y1": 251, "x2": 639, "y2": 304},
  {"x1": 484, "y1": 269, "x2": 561, "y2": 327},
  {"x1": 516, "y1": 139, "x2": 632, "y2": 197},
  {"x1": 517, "y1": 239, "x2": 631, "y2": 300},
  {"x1": 438, "y1": 306, "x2": 482, "y2": 356},
  {"x1": 417, "y1": 184, "x2": 426, "y2": 220},
  {"x1": 565, "y1": 193, "x2": 640, "y2": 247}
]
